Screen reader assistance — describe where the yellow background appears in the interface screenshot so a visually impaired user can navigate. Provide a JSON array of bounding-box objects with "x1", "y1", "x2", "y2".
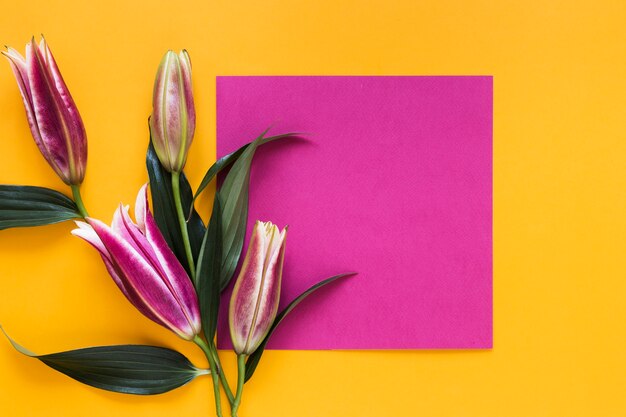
[{"x1": 0, "y1": 0, "x2": 624, "y2": 415}]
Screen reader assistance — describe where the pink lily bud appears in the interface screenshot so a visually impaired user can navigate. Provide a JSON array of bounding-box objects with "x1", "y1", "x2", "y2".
[
  {"x1": 3, "y1": 37, "x2": 87, "y2": 185},
  {"x1": 229, "y1": 221, "x2": 287, "y2": 355},
  {"x1": 71, "y1": 185, "x2": 201, "y2": 340},
  {"x1": 149, "y1": 50, "x2": 195, "y2": 173}
]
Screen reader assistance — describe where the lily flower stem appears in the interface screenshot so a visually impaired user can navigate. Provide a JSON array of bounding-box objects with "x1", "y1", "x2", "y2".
[
  {"x1": 70, "y1": 184, "x2": 89, "y2": 218},
  {"x1": 171, "y1": 171, "x2": 196, "y2": 280},
  {"x1": 209, "y1": 342, "x2": 235, "y2": 403},
  {"x1": 231, "y1": 354, "x2": 246, "y2": 417},
  {"x1": 194, "y1": 336, "x2": 224, "y2": 417}
]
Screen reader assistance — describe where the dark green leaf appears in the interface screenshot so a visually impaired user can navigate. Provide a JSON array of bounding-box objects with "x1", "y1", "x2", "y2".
[
  {"x1": 244, "y1": 273, "x2": 356, "y2": 382},
  {"x1": 191, "y1": 132, "x2": 300, "y2": 210},
  {"x1": 0, "y1": 185, "x2": 80, "y2": 230},
  {"x1": 196, "y1": 195, "x2": 222, "y2": 342},
  {"x1": 146, "y1": 141, "x2": 205, "y2": 276},
  {"x1": 1, "y1": 327, "x2": 206, "y2": 395}
]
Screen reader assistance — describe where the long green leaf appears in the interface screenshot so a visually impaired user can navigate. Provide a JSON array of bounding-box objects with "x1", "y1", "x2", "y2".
[
  {"x1": 196, "y1": 195, "x2": 222, "y2": 342},
  {"x1": 191, "y1": 132, "x2": 299, "y2": 209},
  {"x1": 0, "y1": 185, "x2": 80, "y2": 230},
  {"x1": 244, "y1": 273, "x2": 356, "y2": 382},
  {"x1": 1, "y1": 327, "x2": 206, "y2": 395},
  {"x1": 146, "y1": 142, "x2": 205, "y2": 276}
]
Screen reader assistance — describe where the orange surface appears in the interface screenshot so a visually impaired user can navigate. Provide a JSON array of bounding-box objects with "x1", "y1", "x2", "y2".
[{"x1": 0, "y1": 1, "x2": 625, "y2": 416}]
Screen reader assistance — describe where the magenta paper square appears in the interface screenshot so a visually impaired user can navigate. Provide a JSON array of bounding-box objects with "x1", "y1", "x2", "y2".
[{"x1": 216, "y1": 76, "x2": 492, "y2": 349}]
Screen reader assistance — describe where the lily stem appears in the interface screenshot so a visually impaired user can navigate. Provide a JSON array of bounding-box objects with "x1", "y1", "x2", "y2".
[
  {"x1": 171, "y1": 171, "x2": 196, "y2": 280},
  {"x1": 231, "y1": 354, "x2": 246, "y2": 417},
  {"x1": 209, "y1": 341, "x2": 235, "y2": 403},
  {"x1": 70, "y1": 184, "x2": 89, "y2": 218},
  {"x1": 194, "y1": 336, "x2": 224, "y2": 417}
]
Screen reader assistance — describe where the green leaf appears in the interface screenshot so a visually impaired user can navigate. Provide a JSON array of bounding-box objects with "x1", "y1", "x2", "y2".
[
  {"x1": 146, "y1": 141, "x2": 205, "y2": 276},
  {"x1": 1, "y1": 327, "x2": 206, "y2": 395},
  {"x1": 217, "y1": 130, "x2": 299, "y2": 291},
  {"x1": 244, "y1": 273, "x2": 356, "y2": 382},
  {"x1": 192, "y1": 132, "x2": 300, "y2": 207},
  {"x1": 196, "y1": 195, "x2": 222, "y2": 342},
  {"x1": 0, "y1": 185, "x2": 80, "y2": 230}
]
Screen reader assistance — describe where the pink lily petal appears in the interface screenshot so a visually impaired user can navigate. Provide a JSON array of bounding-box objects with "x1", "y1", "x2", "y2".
[
  {"x1": 71, "y1": 221, "x2": 166, "y2": 325},
  {"x1": 3, "y1": 48, "x2": 41, "y2": 150},
  {"x1": 39, "y1": 37, "x2": 87, "y2": 182},
  {"x1": 149, "y1": 51, "x2": 174, "y2": 171},
  {"x1": 26, "y1": 38, "x2": 71, "y2": 182},
  {"x1": 134, "y1": 184, "x2": 148, "y2": 233},
  {"x1": 71, "y1": 221, "x2": 108, "y2": 257},
  {"x1": 178, "y1": 50, "x2": 195, "y2": 153},
  {"x1": 163, "y1": 56, "x2": 184, "y2": 166},
  {"x1": 111, "y1": 204, "x2": 149, "y2": 256},
  {"x1": 229, "y1": 222, "x2": 270, "y2": 353},
  {"x1": 88, "y1": 217, "x2": 197, "y2": 340},
  {"x1": 142, "y1": 207, "x2": 201, "y2": 336}
]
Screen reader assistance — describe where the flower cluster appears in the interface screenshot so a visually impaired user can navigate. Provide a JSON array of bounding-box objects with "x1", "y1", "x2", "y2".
[{"x1": 0, "y1": 36, "x2": 352, "y2": 417}]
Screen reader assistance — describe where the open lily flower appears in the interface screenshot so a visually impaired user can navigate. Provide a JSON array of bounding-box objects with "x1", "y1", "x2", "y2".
[
  {"x1": 3, "y1": 37, "x2": 87, "y2": 185},
  {"x1": 72, "y1": 185, "x2": 201, "y2": 340},
  {"x1": 229, "y1": 221, "x2": 287, "y2": 355}
]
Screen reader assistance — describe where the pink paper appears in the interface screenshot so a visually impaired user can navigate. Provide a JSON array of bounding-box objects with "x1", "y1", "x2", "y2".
[{"x1": 216, "y1": 76, "x2": 492, "y2": 349}]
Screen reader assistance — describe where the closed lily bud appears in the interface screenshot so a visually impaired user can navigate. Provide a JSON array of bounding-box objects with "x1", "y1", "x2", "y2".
[
  {"x1": 149, "y1": 50, "x2": 195, "y2": 173},
  {"x1": 3, "y1": 37, "x2": 87, "y2": 185},
  {"x1": 229, "y1": 221, "x2": 287, "y2": 355},
  {"x1": 72, "y1": 185, "x2": 201, "y2": 340}
]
